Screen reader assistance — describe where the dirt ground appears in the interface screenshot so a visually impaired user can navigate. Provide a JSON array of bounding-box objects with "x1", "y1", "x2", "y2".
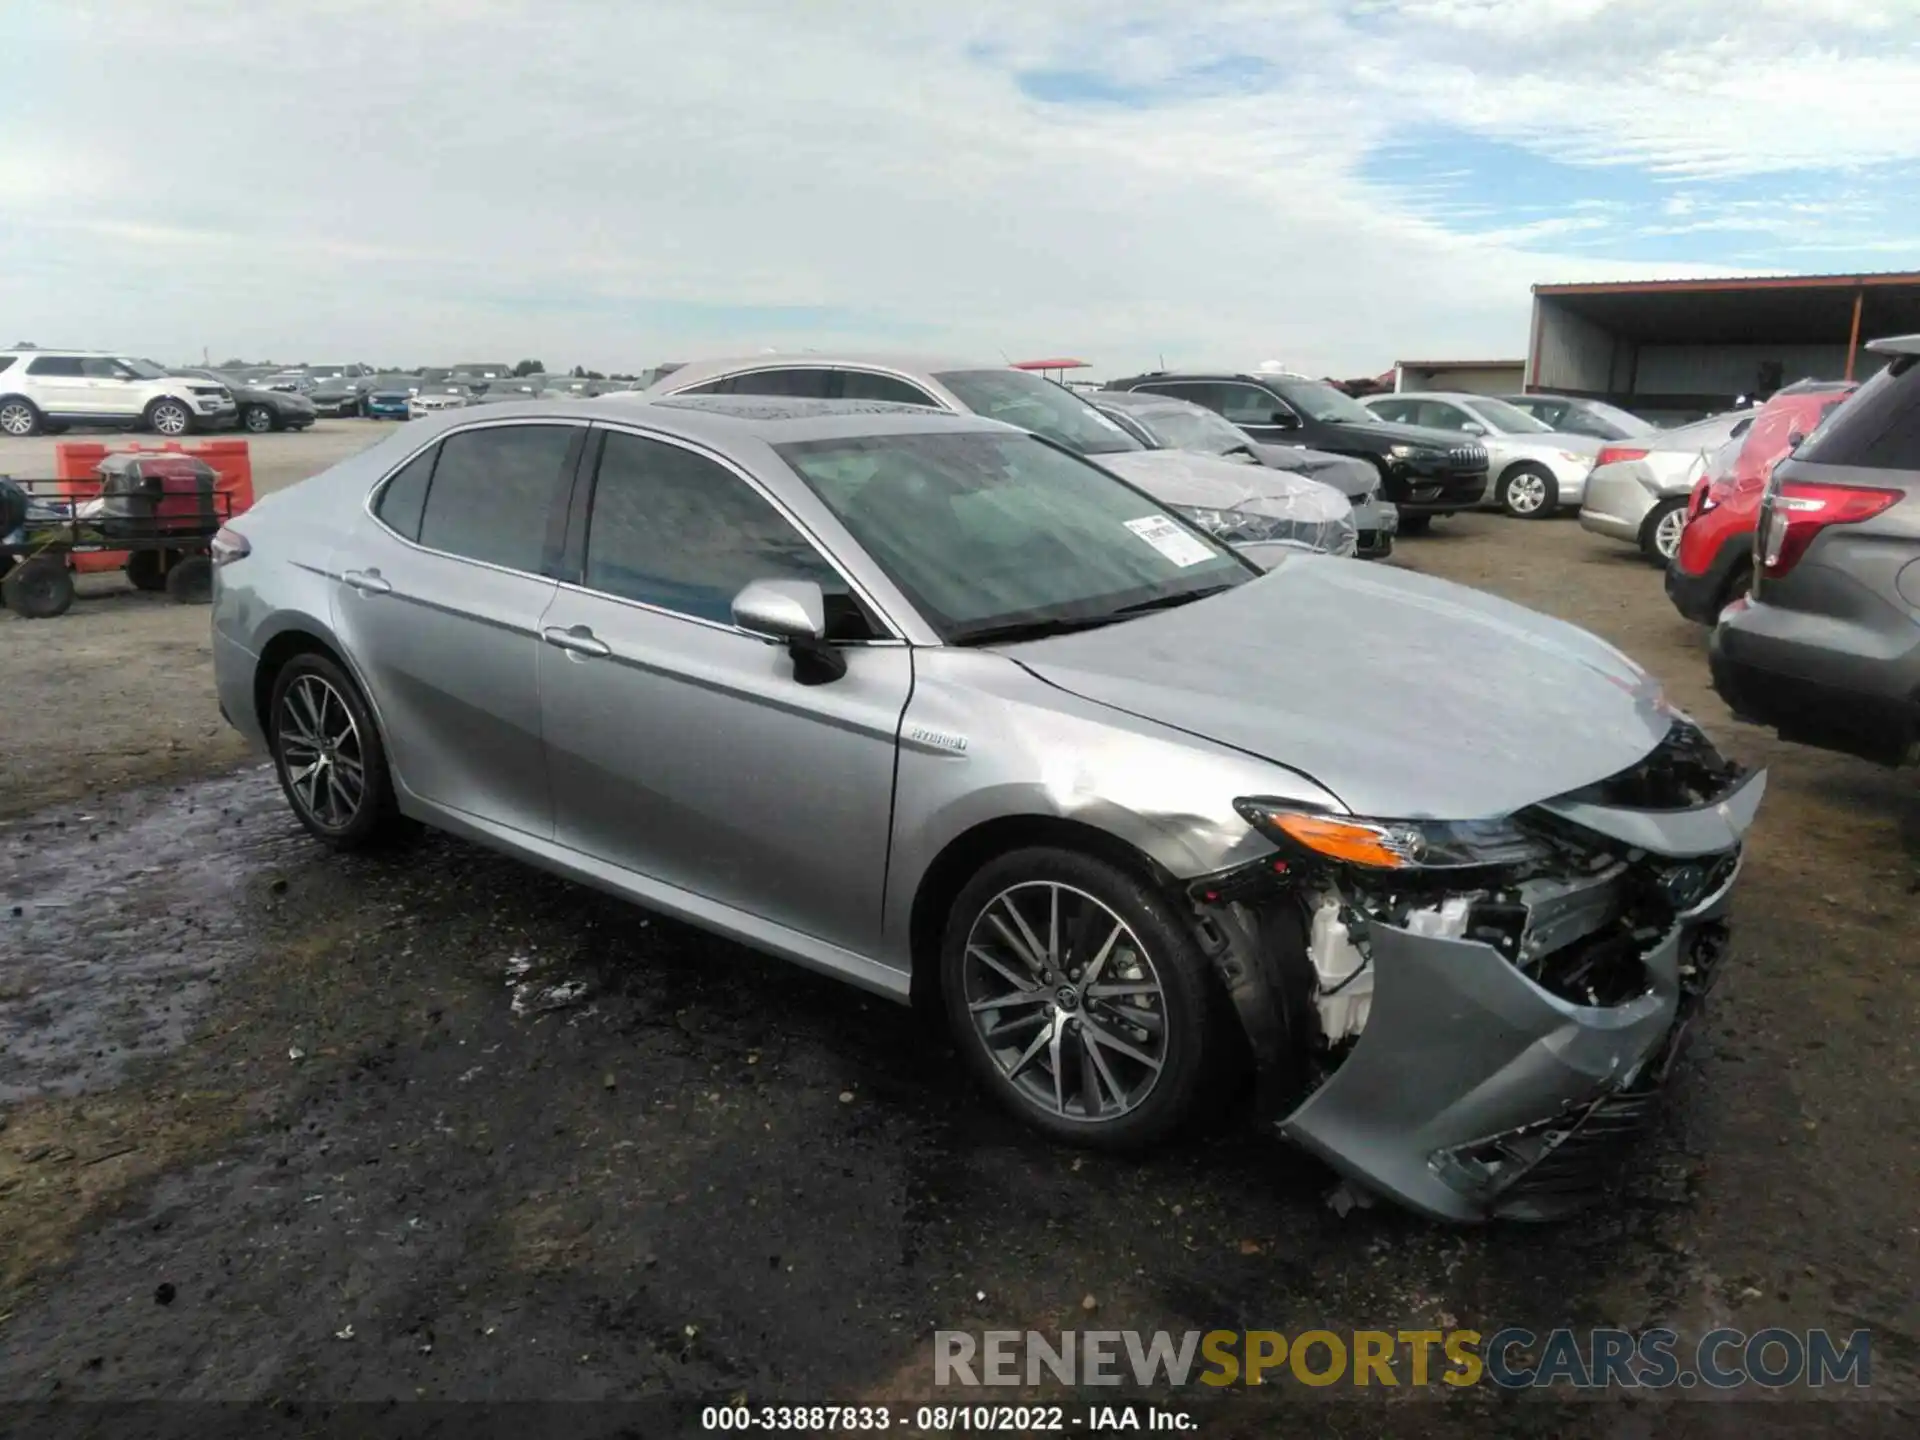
[
  {"x1": 0, "y1": 422, "x2": 400, "y2": 819},
  {"x1": 2, "y1": 458, "x2": 1918, "y2": 1435}
]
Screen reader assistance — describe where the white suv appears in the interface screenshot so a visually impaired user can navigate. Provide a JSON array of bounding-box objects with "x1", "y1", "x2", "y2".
[{"x1": 0, "y1": 350, "x2": 238, "y2": 437}]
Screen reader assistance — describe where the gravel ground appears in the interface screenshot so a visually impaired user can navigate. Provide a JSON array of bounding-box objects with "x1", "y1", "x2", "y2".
[{"x1": 1, "y1": 470, "x2": 1917, "y2": 1435}]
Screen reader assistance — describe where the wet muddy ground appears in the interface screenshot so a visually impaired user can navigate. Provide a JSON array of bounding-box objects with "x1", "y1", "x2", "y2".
[{"x1": 2, "y1": 509, "x2": 1918, "y2": 1436}]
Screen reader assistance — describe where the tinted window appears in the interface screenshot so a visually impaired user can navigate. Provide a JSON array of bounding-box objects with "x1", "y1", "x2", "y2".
[
  {"x1": 727, "y1": 368, "x2": 832, "y2": 399},
  {"x1": 585, "y1": 430, "x2": 865, "y2": 633},
  {"x1": 26, "y1": 356, "x2": 82, "y2": 377},
  {"x1": 1793, "y1": 355, "x2": 1920, "y2": 470},
  {"x1": 1216, "y1": 383, "x2": 1288, "y2": 426},
  {"x1": 80, "y1": 358, "x2": 129, "y2": 379},
  {"x1": 933, "y1": 369, "x2": 1142, "y2": 456},
  {"x1": 0, "y1": 357, "x2": 13, "y2": 374},
  {"x1": 375, "y1": 446, "x2": 438, "y2": 541},
  {"x1": 1413, "y1": 401, "x2": 1475, "y2": 432},
  {"x1": 777, "y1": 430, "x2": 1247, "y2": 642},
  {"x1": 678, "y1": 377, "x2": 733, "y2": 396},
  {"x1": 1367, "y1": 398, "x2": 1416, "y2": 425},
  {"x1": 416, "y1": 424, "x2": 575, "y2": 571},
  {"x1": 1132, "y1": 381, "x2": 1214, "y2": 408},
  {"x1": 836, "y1": 370, "x2": 938, "y2": 406}
]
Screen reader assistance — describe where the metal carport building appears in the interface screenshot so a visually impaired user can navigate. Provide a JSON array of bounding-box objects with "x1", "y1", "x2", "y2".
[{"x1": 1524, "y1": 271, "x2": 1920, "y2": 423}]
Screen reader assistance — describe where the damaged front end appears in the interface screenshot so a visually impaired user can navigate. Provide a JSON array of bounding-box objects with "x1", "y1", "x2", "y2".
[{"x1": 1188, "y1": 719, "x2": 1763, "y2": 1222}]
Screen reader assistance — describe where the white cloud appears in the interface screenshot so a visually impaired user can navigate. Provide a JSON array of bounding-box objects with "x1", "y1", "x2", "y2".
[{"x1": 0, "y1": 0, "x2": 1912, "y2": 373}]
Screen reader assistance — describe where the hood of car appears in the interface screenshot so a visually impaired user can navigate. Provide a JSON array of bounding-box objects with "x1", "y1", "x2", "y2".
[
  {"x1": 1249, "y1": 443, "x2": 1376, "y2": 497},
  {"x1": 1094, "y1": 449, "x2": 1348, "y2": 513},
  {"x1": 999, "y1": 556, "x2": 1674, "y2": 819},
  {"x1": 1321, "y1": 416, "x2": 1478, "y2": 451}
]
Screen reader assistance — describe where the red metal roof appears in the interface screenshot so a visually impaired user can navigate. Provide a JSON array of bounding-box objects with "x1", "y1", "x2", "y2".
[
  {"x1": 1534, "y1": 271, "x2": 1920, "y2": 296},
  {"x1": 1011, "y1": 357, "x2": 1090, "y2": 370}
]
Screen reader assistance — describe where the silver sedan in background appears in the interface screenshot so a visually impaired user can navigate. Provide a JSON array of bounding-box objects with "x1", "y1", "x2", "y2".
[
  {"x1": 1579, "y1": 409, "x2": 1759, "y2": 563},
  {"x1": 207, "y1": 394, "x2": 1761, "y2": 1221},
  {"x1": 1090, "y1": 388, "x2": 1398, "y2": 559},
  {"x1": 1363, "y1": 392, "x2": 1601, "y2": 518}
]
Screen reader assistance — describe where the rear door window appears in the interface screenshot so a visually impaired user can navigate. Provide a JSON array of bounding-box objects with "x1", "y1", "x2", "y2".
[
  {"x1": 416, "y1": 423, "x2": 577, "y2": 572},
  {"x1": 26, "y1": 356, "x2": 83, "y2": 377},
  {"x1": 835, "y1": 370, "x2": 939, "y2": 406},
  {"x1": 1794, "y1": 358, "x2": 1920, "y2": 470},
  {"x1": 725, "y1": 368, "x2": 833, "y2": 399},
  {"x1": 1368, "y1": 397, "x2": 1416, "y2": 425},
  {"x1": 1216, "y1": 383, "x2": 1289, "y2": 426}
]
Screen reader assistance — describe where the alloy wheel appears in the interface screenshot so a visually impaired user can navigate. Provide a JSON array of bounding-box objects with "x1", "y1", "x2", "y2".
[
  {"x1": 277, "y1": 674, "x2": 366, "y2": 831},
  {"x1": 1506, "y1": 472, "x2": 1548, "y2": 514},
  {"x1": 1655, "y1": 505, "x2": 1687, "y2": 559},
  {"x1": 152, "y1": 402, "x2": 189, "y2": 436},
  {"x1": 244, "y1": 406, "x2": 273, "y2": 433},
  {"x1": 0, "y1": 401, "x2": 35, "y2": 435},
  {"x1": 961, "y1": 881, "x2": 1167, "y2": 1123}
]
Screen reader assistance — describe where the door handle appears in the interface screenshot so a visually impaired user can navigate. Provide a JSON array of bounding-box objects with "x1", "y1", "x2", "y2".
[
  {"x1": 542, "y1": 625, "x2": 610, "y2": 658},
  {"x1": 342, "y1": 569, "x2": 392, "y2": 595}
]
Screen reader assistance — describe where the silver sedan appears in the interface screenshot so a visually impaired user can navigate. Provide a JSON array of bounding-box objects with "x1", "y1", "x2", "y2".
[
  {"x1": 1579, "y1": 410, "x2": 1758, "y2": 562},
  {"x1": 209, "y1": 394, "x2": 1762, "y2": 1221}
]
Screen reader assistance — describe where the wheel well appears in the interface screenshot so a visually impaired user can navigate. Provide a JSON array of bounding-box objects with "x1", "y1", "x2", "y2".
[
  {"x1": 251, "y1": 630, "x2": 345, "y2": 736},
  {"x1": 905, "y1": 815, "x2": 1172, "y2": 1013},
  {"x1": 1498, "y1": 458, "x2": 1551, "y2": 483}
]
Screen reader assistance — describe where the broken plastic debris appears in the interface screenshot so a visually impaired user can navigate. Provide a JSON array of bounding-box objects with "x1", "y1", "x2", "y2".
[
  {"x1": 1327, "y1": 1181, "x2": 1376, "y2": 1218},
  {"x1": 509, "y1": 979, "x2": 589, "y2": 1017},
  {"x1": 288, "y1": 1046, "x2": 306, "y2": 1062},
  {"x1": 335, "y1": 1324, "x2": 354, "y2": 1341}
]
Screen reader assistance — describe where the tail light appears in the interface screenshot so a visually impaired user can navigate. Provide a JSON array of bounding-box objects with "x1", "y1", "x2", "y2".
[
  {"x1": 210, "y1": 525, "x2": 251, "y2": 566},
  {"x1": 1595, "y1": 445, "x2": 1649, "y2": 468},
  {"x1": 1758, "y1": 481, "x2": 1901, "y2": 577},
  {"x1": 1686, "y1": 477, "x2": 1711, "y2": 519}
]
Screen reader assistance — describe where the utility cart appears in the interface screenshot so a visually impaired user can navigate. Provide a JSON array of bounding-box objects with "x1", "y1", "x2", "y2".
[{"x1": 0, "y1": 454, "x2": 234, "y2": 618}]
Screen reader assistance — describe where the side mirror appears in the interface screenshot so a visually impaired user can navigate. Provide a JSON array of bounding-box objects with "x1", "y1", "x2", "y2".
[
  {"x1": 1460, "y1": 421, "x2": 1487, "y2": 436},
  {"x1": 731, "y1": 578, "x2": 846, "y2": 685},
  {"x1": 1787, "y1": 430, "x2": 1806, "y2": 449},
  {"x1": 1269, "y1": 410, "x2": 1300, "y2": 430}
]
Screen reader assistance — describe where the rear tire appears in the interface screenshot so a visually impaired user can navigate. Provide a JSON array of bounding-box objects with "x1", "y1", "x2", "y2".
[
  {"x1": 3, "y1": 556, "x2": 75, "y2": 618},
  {"x1": 267, "y1": 651, "x2": 404, "y2": 850},
  {"x1": 126, "y1": 549, "x2": 177, "y2": 592},
  {"x1": 1640, "y1": 499, "x2": 1687, "y2": 564},
  {"x1": 940, "y1": 846, "x2": 1217, "y2": 1151},
  {"x1": 1497, "y1": 463, "x2": 1558, "y2": 518},
  {"x1": 164, "y1": 555, "x2": 213, "y2": 604}
]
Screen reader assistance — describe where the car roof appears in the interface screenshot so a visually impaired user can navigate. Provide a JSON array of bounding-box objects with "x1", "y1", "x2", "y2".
[
  {"x1": 649, "y1": 353, "x2": 995, "y2": 390},
  {"x1": 1865, "y1": 333, "x2": 1920, "y2": 356},
  {"x1": 442, "y1": 393, "x2": 1018, "y2": 445}
]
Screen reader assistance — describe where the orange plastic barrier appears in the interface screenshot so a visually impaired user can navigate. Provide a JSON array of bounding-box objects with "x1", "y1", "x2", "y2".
[{"x1": 53, "y1": 439, "x2": 255, "y2": 573}]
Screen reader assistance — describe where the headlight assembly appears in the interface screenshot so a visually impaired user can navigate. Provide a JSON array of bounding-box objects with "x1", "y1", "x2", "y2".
[
  {"x1": 1234, "y1": 799, "x2": 1551, "y2": 872},
  {"x1": 1172, "y1": 504, "x2": 1281, "y2": 543}
]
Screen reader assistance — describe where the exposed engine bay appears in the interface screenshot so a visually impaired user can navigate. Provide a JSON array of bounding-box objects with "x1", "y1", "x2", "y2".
[{"x1": 1183, "y1": 718, "x2": 1760, "y2": 1220}]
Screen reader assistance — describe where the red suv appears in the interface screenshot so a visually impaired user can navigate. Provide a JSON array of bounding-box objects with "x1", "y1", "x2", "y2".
[{"x1": 1665, "y1": 382, "x2": 1855, "y2": 623}]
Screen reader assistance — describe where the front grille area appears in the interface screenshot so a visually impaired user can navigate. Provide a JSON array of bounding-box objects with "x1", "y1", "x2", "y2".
[{"x1": 1447, "y1": 444, "x2": 1488, "y2": 468}]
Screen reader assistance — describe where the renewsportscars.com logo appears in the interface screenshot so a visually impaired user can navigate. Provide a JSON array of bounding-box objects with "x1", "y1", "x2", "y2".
[{"x1": 934, "y1": 1327, "x2": 1872, "y2": 1390}]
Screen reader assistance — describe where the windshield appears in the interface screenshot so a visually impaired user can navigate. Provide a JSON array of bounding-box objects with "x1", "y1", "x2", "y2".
[
  {"x1": 120, "y1": 358, "x2": 168, "y2": 379},
  {"x1": 1463, "y1": 396, "x2": 1553, "y2": 434},
  {"x1": 1262, "y1": 378, "x2": 1374, "y2": 424},
  {"x1": 776, "y1": 430, "x2": 1249, "y2": 643},
  {"x1": 1131, "y1": 404, "x2": 1252, "y2": 455},
  {"x1": 934, "y1": 369, "x2": 1143, "y2": 456}
]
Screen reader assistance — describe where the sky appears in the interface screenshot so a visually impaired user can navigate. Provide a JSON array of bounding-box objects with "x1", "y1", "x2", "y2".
[{"x1": 3, "y1": 0, "x2": 1918, "y2": 376}]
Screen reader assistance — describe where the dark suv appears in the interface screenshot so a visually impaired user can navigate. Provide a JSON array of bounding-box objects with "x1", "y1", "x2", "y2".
[
  {"x1": 1104, "y1": 371, "x2": 1489, "y2": 530},
  {"x1": 1709, "y1": 335, "x2": 1920, "y2": 766}
]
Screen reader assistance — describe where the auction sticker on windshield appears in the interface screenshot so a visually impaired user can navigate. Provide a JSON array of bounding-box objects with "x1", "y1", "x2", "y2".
[{"x1": 1125, "y1": 515, "x2": 1215, "y2": 567}]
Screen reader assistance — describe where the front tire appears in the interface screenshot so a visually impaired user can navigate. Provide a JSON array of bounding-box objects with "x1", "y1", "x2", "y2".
[
  {"x1": 267, "y1": 652, "x2": 403, "y2": 849},
  {"x1": 242, "y1": 404, "x2": 276, "y2": 434},
  {"x1": 164, "y1": 555, "x2": 212, "y2": 604},
  {"x1": 0, "y1": 399, "x2": 42, "y2": 436},
  {"x1": 145, "y1": 397, "x2": 193, "y2": 437},
  {"x1": 1497, "y1": 463, "x2": 1558, "y2": 518},
  {"x1": 940, "y1": 847, "x2": 1216, "y2": 1151},
  {"x1": 1640, "y1": 499, "x2": 1687, "y2": 564},
  {"x1": 2, "y1": 556, "x2": 75, "y2": 618}
]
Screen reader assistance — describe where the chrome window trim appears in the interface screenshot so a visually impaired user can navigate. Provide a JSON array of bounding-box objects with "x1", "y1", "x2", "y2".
[
  {"x1": 361, "y1": 415, "x2": 586, "y2": 585},
  {"x1": 662, "y1": 361, "x2": 952, "y2": 412}
]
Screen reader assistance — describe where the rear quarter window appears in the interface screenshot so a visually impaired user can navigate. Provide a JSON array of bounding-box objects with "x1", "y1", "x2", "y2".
[
  {"x1": 0, "y1": 356, "x2": 14, "y2": 375},
  {"x1": 1794, "y1": 357, "x2": 1920, "y2": 470}
]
